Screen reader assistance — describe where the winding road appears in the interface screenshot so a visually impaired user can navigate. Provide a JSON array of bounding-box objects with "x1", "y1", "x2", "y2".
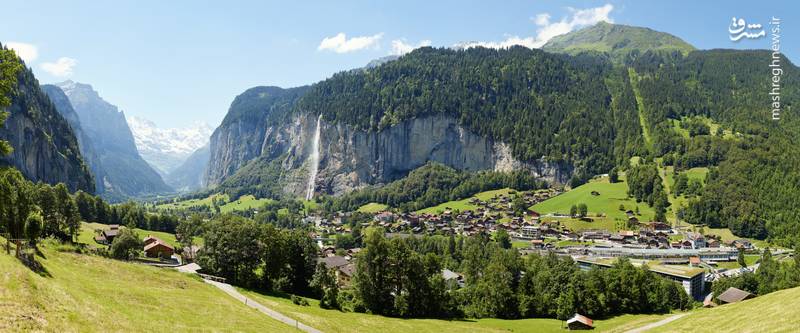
[{"x1": 204, "y1": 279, "x2": 322, "y2": 333}]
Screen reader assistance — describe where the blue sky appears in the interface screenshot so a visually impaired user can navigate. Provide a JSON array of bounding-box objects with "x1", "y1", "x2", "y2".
[{"x1": 2, "y1": 0, "x2": 797, "y2": 128}]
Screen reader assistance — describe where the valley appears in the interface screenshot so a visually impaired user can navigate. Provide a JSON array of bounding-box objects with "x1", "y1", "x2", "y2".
[{"x1": 2, "y1": 7, "x2": 800, "y2": 333}]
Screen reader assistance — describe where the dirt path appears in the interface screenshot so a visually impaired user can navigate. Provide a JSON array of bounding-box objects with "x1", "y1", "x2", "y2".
[
  {"x1": 625, "y1": 313, "x2": 688, "y2": 333},
  {"x1": 204, "y1": 279, "x2": 322, "y2": 333}
]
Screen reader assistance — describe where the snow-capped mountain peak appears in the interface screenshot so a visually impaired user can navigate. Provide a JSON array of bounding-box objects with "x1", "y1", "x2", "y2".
[{"x1": 126, "y1": 116, "x2": 214, "y2": 175}]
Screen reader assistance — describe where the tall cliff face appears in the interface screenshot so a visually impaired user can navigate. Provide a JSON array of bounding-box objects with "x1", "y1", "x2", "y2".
[
  {"x1": 211, "y1": 112, "x2": 570, "y2": 197},
  {"x1": 51, "y1": 81, "x2": 172, "y2": 201},
  {"x1": 40, "y1": 84, "x2": 100, "y2": 181},
  {"x1": 0, "y1": 63, "x2": 94, "y2": 192},
  {"x1": 206, "y1": 86, "x2": 309, "y2": 186}
]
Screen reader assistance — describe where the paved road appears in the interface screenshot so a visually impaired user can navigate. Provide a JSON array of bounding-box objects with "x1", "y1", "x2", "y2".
[
  {"x1": 625, "y1": 313, "x2": 688, "y2": 333},
  {"x1": 204, "y1": 279, "x2": 322, "y2": 333}
]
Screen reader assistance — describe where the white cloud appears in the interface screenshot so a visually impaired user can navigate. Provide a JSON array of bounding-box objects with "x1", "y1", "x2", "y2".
[
  {"x1": 390, "y1": 39, "x2": 432, "y2": 55},
  {"x1": 6, "y1": 42, "x2": 38, "y2": 63},
  {"x1": 40, "y1": 57, "x2": 77, "y2": 77},
  {"x1": 318, "y1": 32, "x2": 384, "y2": 53},
  {"x1": 456, "y1": 4, "x2": 614, "y2": 50}
]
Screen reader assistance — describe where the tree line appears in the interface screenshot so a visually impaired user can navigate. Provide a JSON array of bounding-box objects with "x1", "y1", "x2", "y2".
[{"x1": 322, "y1": 162, "x2": 548, "y2": 213}]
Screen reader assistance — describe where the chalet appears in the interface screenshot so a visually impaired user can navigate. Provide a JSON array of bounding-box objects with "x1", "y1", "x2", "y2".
[
  {"x1": 318, "y1": 256, "x2": 354, "y2": 286},
  {"x1": 566, "y1": 313, "x2": 594, "y2": 330},
  {"x1": 731, "y1": 239, "x2": 753, "y2": 250},
  {"x1": 143, "y1": 237, "x2": 174, "y2": 258},
  {"x1": 716, "y1": 287, "x2": 754, "y2": 304},
  {"x1": 97, "y1": 225, "x2": 120, "y2": 244},
  {"x1": 648, "y1": 221, "x2": 671, "y2": 231},
  {"x1": 707, "y1": 238, "x2": 720, "y2": 248},
  {"x1": 686, "y1": 232, "x2": 707, "y2": 249},
  {"x1": 625, "y1": 210, "x2": 635, "y2": 218}
]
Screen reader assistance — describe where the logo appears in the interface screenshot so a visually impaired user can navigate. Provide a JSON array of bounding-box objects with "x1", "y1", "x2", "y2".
[{"x1": 729, "y1": 17, "x2": 765, "y2": 41}]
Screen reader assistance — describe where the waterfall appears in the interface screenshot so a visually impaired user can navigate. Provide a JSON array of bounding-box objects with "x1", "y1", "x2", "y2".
[{"x1": 305, "y1": 115, "x2": 322, "y2": 200}]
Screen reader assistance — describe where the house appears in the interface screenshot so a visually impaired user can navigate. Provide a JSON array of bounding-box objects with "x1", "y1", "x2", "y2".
[
  {"x1": 99, "y1": 225, "x2": 120, "y2": 244},
  {"x1": 707, "y1": 238, "x2": 721, "y2": 248},
  {"x1": 566, "y1": 313, "x2": 594, "y2": 330},
  {"x1": 731, "y1": 239, "x2": 753, "y2": 250},
  {"x1": 442, "y1": 269, "x2": 464, "y2": 288},
  {"x1": 520, "y1": 225, "x2": 540, "y2": 239},
  {"x1": 648, "y1": 222, "x2": 671, "y2": 231},
  {"x1": 716, "y1": 287, "x2": 754, "y2": 304},
  {"x1": 318, "y1": 256, "x2": 353, "y2": 286},
  {"x1": 686, "y1": 232, "x2": 707, "y2": 249},
  {"x1": 143, "y1": 237, "x2": 174, "y2": 258}
]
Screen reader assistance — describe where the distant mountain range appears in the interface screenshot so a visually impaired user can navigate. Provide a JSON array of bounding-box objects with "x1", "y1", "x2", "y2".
[
  {"x1": 45, "y1": 80, "x2": 172, "y2": 201},
  {"x1": 127, "y1": 116, "x2": 213, "y2": 176}
]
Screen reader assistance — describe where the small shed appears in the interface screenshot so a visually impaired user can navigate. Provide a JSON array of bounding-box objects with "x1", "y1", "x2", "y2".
[
  {"x1": 717, "y1": 287, "x2": 754, "y2": 304},
  {"x1": 566, "y1": 313, "x2": 594, "y2": 330}
]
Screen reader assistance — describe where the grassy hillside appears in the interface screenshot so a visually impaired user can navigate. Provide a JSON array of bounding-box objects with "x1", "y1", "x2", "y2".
[
  {"x1": 156, "y1": 193, "x2": 273, "y2": 213},
  {"x1": 357, "y1": 202, "x2": 389, "y2": 213},
  {"x1": 532, "y1": 175, "x2": 654, "y2": 222},
  {"x1": 543, "y1": 22, "x2": 695, "y2": 61},
  {"x1": 240, "y1": 289, "x2": 671, "y2": 333},
  {"x1": 0, "y1": 240, "x2": 292, "y2": 332},
  {"x1": 77, "y1": 222, "x2": 204, "y2": 248},
  {"x1": 416, "y1": 188, "x2": 516, "y2": 214},
  {"x1": 651, "y1": 286, "x2": 800, "y2": 332}
]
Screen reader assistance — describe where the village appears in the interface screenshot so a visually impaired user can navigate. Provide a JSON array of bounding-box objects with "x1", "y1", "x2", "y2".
[{"x1": 308, "y1": 189, "x2": 772, "y2": 313}]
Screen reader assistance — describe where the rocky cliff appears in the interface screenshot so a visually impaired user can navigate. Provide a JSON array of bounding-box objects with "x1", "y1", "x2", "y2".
[
  {"x1": 211, "y1": 112, "x2": 570, "y2": 197},
  {"x1": 51, "y1": 81, "x2": 172, "y2": 201},
  {"x1": 0, "y1": 63, "x2": 94, "y2": 192}
]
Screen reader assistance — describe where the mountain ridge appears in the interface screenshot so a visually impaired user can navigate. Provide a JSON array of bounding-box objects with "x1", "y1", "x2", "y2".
[{"x1": 50, "y1": 80, "x2": 172, "y2": 201}]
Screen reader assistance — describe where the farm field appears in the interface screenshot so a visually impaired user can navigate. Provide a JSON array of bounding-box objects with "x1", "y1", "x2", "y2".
[{"x1": 0, "y1": 239, "x2": 291, "y2": 332}]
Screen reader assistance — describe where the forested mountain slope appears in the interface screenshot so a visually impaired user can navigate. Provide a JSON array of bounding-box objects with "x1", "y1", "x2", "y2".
[{"x1": 207, "y1": 23, "x2": 799, "y2": 246}]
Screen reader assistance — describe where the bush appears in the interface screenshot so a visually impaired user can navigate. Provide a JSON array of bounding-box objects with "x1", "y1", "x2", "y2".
[
  {"x1": 291, "y1": 295, "x2": 309, "y2": 306},
  {"x1": 110, "y1": 228, "x2": 142, "y2": 260}
]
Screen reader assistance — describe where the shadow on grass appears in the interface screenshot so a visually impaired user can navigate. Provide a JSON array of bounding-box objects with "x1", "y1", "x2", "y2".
[{"x1": 20, "y1": 247, "x2": 52, "y2": 278}]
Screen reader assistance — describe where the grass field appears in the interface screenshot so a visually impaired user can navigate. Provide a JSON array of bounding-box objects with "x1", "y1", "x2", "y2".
[
  {"x1": 239, "y1": 289, "x2": 671, "y2": 333},
  {"x1": 532, "y1": 175, "x2": 655, "y2": 223},
  {"x1": 357, "y1": 202, "x2": 389, "y2": 213},
  {"x1": 156, "y1": 193, "x2": 273, "y2": 213},
  {"x1": 416, "y1": 188, "x2": 516, "y2": 214},
  {"x1": 156, "y1": 193, "x2": 229, "y2": 210},
  {"x1": 0, "y1": 240, "x2": 292, "y2": 332},
  {"x1": 651, "y1": 286, "x2": 800, "y2": 332},
  {"x1": 78, "y1": 222, "x2": 203, "y2": 248}
]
